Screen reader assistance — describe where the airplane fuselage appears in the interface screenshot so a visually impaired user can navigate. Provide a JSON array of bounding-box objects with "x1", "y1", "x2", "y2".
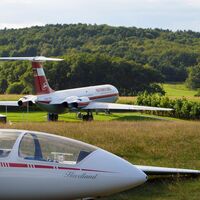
[{"x1": 35, "y1": 84, "x2": 119, "y2": 114}]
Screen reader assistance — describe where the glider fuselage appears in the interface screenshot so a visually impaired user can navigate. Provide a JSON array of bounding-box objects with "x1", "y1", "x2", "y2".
[{"x1": 0, "y1": 129, "x2": 146, "y2": 199}]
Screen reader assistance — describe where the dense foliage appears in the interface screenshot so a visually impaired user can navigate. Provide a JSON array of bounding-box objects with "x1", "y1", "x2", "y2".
[
  {"x1": 0, "y1": 52, "x2": 163, "y2": 95},
  {"x1": 137, "y1": 93, "x2": 200, "y2": 119},
  {"x1": 0, "y1": 24, "x2": 200, "y2": 94},
  {"x1": 186, "y1": 64, "x2": 200, "y2": 89}
]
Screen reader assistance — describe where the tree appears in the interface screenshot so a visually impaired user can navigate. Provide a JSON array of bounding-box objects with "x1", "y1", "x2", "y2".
[
  {"x1": 0, "y1": 79, "x2": 8, "y2": 94},
  {"x1": 6, "y1": 82, "x2": 24, "y2": 94},
  {"x1": 186, "y1": 64, "x2": 200, "y2": 89},
  {"x1": 1, "y1": 24, "x2": 200, "y2": 94}
]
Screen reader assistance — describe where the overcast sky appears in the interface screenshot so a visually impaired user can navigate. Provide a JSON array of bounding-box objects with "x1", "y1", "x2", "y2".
[{"x1": 0, "y1": 0, "x2": 200, "y2": 31}]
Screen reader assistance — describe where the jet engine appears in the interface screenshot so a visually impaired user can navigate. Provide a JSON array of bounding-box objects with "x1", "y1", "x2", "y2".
[
  {"x1": 18, "y1": 97, "x2": 34, "y2": 107},
  {"x1": 62, "y1": 96, "x2": 90, "y2": 110}
]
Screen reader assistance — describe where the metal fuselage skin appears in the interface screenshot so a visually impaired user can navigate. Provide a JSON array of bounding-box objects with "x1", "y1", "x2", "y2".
[
  {"x1": 35, "y1": 84, "x2": 119, "y2": 114},
  {"x1": 0, "y1": 130, "x2": 147, "y2": 199}
]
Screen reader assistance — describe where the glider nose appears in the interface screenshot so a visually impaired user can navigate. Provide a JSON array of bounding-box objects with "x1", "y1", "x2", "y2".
[
  {"x1": 123, "y1": 163, "x2": 147, "y2": 188},
  {"x1": 80, "y1": 149, "x2": 147, "y2": 196},
  {"x1": 100, "y1": 150, "x2": 147, "y2": 193}
]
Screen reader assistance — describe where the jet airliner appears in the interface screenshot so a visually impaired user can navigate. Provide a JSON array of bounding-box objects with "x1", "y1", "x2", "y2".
[{"x1": 0, "y1": 57, "x2": 172, "y2": 121}]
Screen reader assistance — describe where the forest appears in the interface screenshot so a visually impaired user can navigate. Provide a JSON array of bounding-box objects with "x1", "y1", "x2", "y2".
[{"x1": 0, "y1": 24, "x2": 200, "y2": 95}]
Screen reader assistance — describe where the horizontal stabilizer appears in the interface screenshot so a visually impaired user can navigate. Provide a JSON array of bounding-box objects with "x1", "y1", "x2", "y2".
[
  {"x1": 135, "y1": 165, "x2": 200, "y2": 176},
  {"x1": 0, "y1": 56, "x2": 63, "y2": 62}
]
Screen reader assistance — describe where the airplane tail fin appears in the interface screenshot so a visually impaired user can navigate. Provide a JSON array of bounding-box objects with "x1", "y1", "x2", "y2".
[
  {"x1": 0, "y1": 56, "x2": 63, "y2": 95},
  {"x1": 32, "y1": 61, "x2": 54, "y2": 95}
]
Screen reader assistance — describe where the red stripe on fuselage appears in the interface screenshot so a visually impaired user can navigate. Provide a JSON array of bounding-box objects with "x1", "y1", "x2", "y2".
[
  {"x1": 58, "y1": 167, "x2": 80, "y2": 171},
  {"x1": 37, "y1": 100, "x2": 51, "y2": 104},
  {"x1": 0, "y1": 162, "x2": 116, "y2": 173},
  {"x1": 81, "y1": 168, "x2": 116, "y2": 173},
  {"x1": 89, "y1": 93, "x2": 119, "y2": 101},
  {"x1": 78, "y1": 102, "x2": 90, "y2": 107},
  {"x1": 34, "y1": 164, "x2": 54, "y2": 169},
  {"x1": 9, "y1": 163, "x2": 28, "y2": 168}
]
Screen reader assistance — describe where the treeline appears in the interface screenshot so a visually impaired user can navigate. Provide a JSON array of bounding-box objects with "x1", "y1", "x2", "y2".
[
  {"x1": 0, "y1": 52, "x2": 163, "y2": 95},
  {"x1": 0, "y1": 24, "x2": 200, "y2": 93},
  {"x1": 137, "y1": 93, "x2": 200, "y2": 119}
]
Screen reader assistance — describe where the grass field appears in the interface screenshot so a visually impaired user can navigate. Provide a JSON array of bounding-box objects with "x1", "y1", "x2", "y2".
[
  {"x1": 1, "y1": 121, "x2": 200, "y2": 200},
  {"x1": 162, "y1": 83, "x2": 200, "y2": 102},
  {"x1": 0, "y1": 111, "x2": 177, "y2": 123},
  {"x1": 0, "y1": 86, "x2": 199, "y2": 199},
  {"x1": 163, "y1": 83, "x2": 197, "y2": 97}
]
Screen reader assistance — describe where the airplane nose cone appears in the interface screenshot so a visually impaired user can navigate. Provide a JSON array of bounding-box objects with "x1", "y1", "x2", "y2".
[
  {"x1": 79, "y1": 149, "x2": 147, "y2": 197},
  {"x1": 109, "y1": 158, "x2": 147, "y2": 192},
  {"x1": 122, "y1": 163, "x2": 147, "y2": 189}
]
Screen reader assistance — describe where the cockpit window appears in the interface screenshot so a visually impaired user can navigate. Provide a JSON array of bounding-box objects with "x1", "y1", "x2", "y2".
[
  {"x1": 0, "y1": 131, "x2": 19, "y2": 158},
  {"x1": 19, "y1": 133, "x2": 97, "y2": 165}
]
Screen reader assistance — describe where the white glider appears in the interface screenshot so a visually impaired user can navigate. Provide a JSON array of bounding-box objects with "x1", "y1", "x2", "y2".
[{"x1": 0, "y1": 129, "x2": 199, "y2": 199}]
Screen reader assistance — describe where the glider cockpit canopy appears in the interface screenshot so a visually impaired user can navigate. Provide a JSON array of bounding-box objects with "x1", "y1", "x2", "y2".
[{"x1": 0, "y1": 130, "x2": 97, "y2": 165}]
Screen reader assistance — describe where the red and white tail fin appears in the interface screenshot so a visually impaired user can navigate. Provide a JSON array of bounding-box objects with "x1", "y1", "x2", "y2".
[
  {"x1": 0, "y1": 56, "x2": 63, "y2": 95},
  {"x1": 32, "y1": 61, "x2": 54, "y2": 95}
]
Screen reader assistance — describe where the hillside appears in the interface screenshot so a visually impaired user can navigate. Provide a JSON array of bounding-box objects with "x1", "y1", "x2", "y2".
[{"x1": 0, "y1": 24, "x2": 200, "y2": 94}]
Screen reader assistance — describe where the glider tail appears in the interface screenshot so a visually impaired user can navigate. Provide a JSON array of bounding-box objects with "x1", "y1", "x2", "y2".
[{"x1": 32, "y1": 61, "x2": 54, "y2": 95}]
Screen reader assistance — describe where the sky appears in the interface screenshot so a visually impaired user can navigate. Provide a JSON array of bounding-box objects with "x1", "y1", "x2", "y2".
[{"x1": 0, "y1": 0, "x2": 200, "y2": 31}]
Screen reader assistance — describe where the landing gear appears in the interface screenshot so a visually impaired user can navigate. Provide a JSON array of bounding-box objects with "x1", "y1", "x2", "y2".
[
  {"x1": 82, "y1": 111, "x2": 94, "y2": 121},
  {"x1": 105, "y1": 110, "x2": 111, "y2": 115},
  {"x1": 47, "y1": 113, "x2": 58, "y2": 121},
  {"x1": 77, "y1": 112, "x2": 83, "y2": 119}
]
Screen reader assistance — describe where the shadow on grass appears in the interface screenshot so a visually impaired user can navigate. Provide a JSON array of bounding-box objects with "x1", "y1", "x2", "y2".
[
  {"x1": 104, "y1": 176, "x2": 200, "y2": 200},
  {"x1": 111, "y1": 114, "x2": 163, "y2": 121}
]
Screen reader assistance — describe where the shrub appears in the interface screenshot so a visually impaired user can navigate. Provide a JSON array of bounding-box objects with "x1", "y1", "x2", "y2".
[{"x1": 137, "y1": 93, "x2": 200, "y2": 120}]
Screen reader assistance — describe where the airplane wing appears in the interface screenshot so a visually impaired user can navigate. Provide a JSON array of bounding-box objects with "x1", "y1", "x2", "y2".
[
  {"x1": 0, "y1": 96, "x2": 37, "y2": 107},
  {"x1": 0, "y1": 101, "x2": 18, "y2": 107},
  {"x1": 0, "y1": 56, "x2": 63, "y2": 62},
  {"x1": 82, "y1": 102, "x2": 173, "y2": 112},
  {"x1": 134, "y1": 165, "x2": 200, "y2": 175}
]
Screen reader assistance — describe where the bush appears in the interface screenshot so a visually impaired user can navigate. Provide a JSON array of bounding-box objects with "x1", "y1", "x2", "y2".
[
  {"x1": 146, "y1": 83, "x2": 166, "y2": 95},
  {"x1": 194, "y1": 89, "x2": 200, "y2": 97},
  {"x1": 137, "y1": 93, "x2": 200, "y2": 120}
]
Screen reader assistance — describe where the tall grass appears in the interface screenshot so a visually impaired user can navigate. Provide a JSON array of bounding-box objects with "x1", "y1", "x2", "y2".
[{"x1": 2, "y1": 121, "x2": 200, "y2": 167}]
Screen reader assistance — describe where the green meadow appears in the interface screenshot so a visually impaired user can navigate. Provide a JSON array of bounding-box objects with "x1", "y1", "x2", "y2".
[
  {"x1": 162, "y1": 83, "x2": 200, "y2": 102},
  {"x1": 163, "y1": 83, "x2": 196, "y2": 97},
  {"x1": 0, "y1": 111, "x2": 177, "y2": 123}
]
